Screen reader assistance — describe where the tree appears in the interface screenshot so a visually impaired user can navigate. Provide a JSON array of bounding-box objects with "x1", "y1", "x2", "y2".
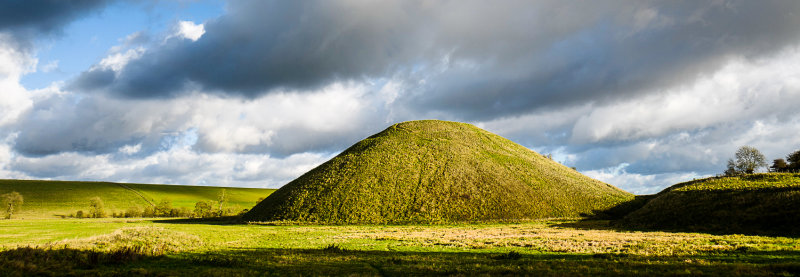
[
  {"x1": 194, "y1": 201, "x2": 215, "y2": 218},
  {"x1": 787, "y1": 150, "x2": 800, "y2": 172},
  {"x1": 1, "y1": 192, "x2": 23, "y2": 219},
  {"x1": 143, "y1": 206, "x2": 155, "y2": 217},
  {"x1": 771, "y1": 158, "x2": 789, "y2": 172},
  {"x1": 125, "y1": 205, "x2": 143, "y2": 218},
  {"x1": 217, "y1": 189, "x2": 228, "y2": 216},
  {"x1": 155, "y1": 200, "x2": 173, "y2": 217},
  {"x1": 89, "y1": 197, "x2": 107, "y2": 218},
  {"x1": 724, "y1": 159, "x2": 739, "y2": 176},
  {"x1": 732, "y1": 146, "x2": 767, "y2": 174}
]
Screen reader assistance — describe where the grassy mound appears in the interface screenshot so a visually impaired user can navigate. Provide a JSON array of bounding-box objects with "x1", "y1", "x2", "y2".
[
  {"x1": 620, "y1": 173, "x2": 800, "y2": 235},
  {"x1": 244, "y1": 120, "x2": 632, "y2": 224},
  {"x1": 0, "y1": 180, "x2": 274, "y2": 218}
]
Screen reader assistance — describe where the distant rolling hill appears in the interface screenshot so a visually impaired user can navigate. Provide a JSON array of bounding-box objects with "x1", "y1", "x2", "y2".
[
  {"x1": 620, "y1": 173, "x2": 800, "y2": 236},
  {"x1": 245, "y1": 120, "x2": 633, "y2": 224},
  {"x1": 0, "y1": 180, "x2": 274, "y2": 219}
]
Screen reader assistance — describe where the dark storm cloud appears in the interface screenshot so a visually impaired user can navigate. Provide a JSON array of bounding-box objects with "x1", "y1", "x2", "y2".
[
  {"x1": 71, "y1": 0, "x2": 800, "y2": 120},
  {"x1": 407, "y1": 1, "x2": 800, "y2": 120},
  {"x1": 0, "y1": 0, "x2": 110, "y2": 48},
  {"x1": 73, "y1": 0, "x2": 436, "y2": 97}
]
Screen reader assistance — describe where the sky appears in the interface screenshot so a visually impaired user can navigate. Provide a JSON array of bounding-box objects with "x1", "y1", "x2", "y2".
[{"x1": 1, "y1": 0, "x2": 800, "y2": 194}]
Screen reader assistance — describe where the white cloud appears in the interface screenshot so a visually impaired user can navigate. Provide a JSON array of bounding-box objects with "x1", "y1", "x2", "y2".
[
  {"x1": 6, "y1": 146, "x2": 332, "y2": 188},
  {"x1": 95, "y1": 47, "x2": 145, "y2": 72},
  {"x1": 192, "y1": 82, "x2": 375, "y2": 153},
  {"x1": 119, "y1": 143, "x2": 141, "y2": 155},
  {"x1": 5, "y1": 79, "x2": 389, "y2": 187},
  {"x1": 0, "y1": 33, "x2": 39, "y2": 128},
  {"x1": 571, "y1": 47, "x2": 800, "y2": 144},
  {"x1": 176, "y1": 21, "x2": 205, "y2": 42},
  {"x1": 583, "y1": 163, "x2": 704, "y2": 194}
]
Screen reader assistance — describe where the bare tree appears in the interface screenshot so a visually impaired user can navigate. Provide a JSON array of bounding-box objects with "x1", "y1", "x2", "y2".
[
  {"x1": 733, "y1": 146, "x2": 767, "y2": 174},
  {"x1": 217, "y1": 189, "x2": 228, "y2": 216}
]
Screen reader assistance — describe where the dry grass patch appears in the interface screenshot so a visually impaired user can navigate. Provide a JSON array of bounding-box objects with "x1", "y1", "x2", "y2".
[
  {"x1": 336, "y1": 221, "x2": 800, "y2": 256},
  {"x1": 47, "y1": 226, "x2": 203, "y2": 255}
]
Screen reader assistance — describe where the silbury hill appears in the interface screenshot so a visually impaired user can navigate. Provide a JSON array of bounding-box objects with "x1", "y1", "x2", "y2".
[
  {"x1": 620, "y1": 173, "x2": 800, "y2": 236},
  {"x1": 244, "y1": 120, "x2": 633, "y2": 224}
]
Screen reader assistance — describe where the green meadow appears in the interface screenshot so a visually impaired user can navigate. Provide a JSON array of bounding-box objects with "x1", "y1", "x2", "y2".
[
  {"x1": 1, "y1": 218, "x2": 799, "y2": 276},
  {"x1": 1, "y1": 140, "x2": 799, "y2": 275},
  {"x1": 0, "y1": 179, "x2": 273, "y2": 218}
]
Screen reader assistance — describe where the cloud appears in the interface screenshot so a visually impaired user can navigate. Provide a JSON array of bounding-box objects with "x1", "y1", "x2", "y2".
[
  {"x1": 0, "y1": 33, "x2": 36, "y2": 127},
  {"x1": 69, "y1": 1, "x2": 800, "y2": 120},
  {"x1": 0, "y1": 0, "x2": 111, "y2": 49},
  {"x1": 4, "y1": 0, "x2": 800, "y2": 192},
  {"x1": 6, "y1": 143, "x2": 333, "y2": 188},
  {"x1": 174, "y1": 21, "x2": 204, "y2": 42},
  {"x1": 12, "y1": 81, "x2": 388, "y2": 157},
  {"x1": 583, "y1": 164, "x2": 702, "y2": 195}
]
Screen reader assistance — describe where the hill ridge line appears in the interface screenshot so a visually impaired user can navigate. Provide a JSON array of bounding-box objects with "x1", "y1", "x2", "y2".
[{"x1": 114, "y1": 183, "x2": 155, "y2": 207}]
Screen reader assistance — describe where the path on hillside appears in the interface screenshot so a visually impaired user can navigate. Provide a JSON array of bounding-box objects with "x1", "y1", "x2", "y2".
[{"x1": 115, "y1": 183, "x2": 155, "y2": 207}]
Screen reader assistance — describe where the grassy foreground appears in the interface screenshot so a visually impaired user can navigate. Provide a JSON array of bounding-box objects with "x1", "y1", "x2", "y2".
[
  {"x1": 1, "y1": 218, "x2": 799, "y2": 276},
  {"x1": 0, "y1": 180, "x2": 274, "y2": 218}
]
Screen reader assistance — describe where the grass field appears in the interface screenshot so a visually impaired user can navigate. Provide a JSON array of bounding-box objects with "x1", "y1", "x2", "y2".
[
  {"x1": 0, "y1": 180, "x2": 274, "y2": 218},
  {"x1": 1, "y1": 218, "x2": 798, "y2": 276},
  {"x1": 2, "y1": 163, "x2": 798, "y2": 274}
]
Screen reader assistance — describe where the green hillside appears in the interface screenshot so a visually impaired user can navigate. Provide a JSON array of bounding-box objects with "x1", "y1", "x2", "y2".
[
  {"x1": 0, "y1": 180, "x2": 274, "y2": 219},
  {"x1": 244, "y1": 120, "x2": 633, "y2": 224},
  {"x1": 620, "y1": 173, "x2": 800, "y2": 235}
]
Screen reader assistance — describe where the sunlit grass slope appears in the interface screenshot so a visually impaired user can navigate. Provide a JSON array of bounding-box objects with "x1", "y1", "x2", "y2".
[
  {"x1": 621, "y1": 173, "x2": 800, "y2": 235},
  {"x1": 245, "y1": 120, "x2": 633, "y2": 223},
  {"x1": 0, "y1": 180, "x2": 274, "y2": 218}
]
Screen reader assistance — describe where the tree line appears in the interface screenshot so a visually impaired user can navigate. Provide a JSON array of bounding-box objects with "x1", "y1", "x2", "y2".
[
  {"x1": 71, "y1": 189, "x2": 250, "y2": 219},
  {"x1": 724, "y1": 146, "x2": 800, "y2": 176}
]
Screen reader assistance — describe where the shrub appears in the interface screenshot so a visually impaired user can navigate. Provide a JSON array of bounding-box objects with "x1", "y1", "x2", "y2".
[
  {"x1": 143, "y1": 206, "x2": 155, "y2": 217},
  {"x1": 193, "y1": 201, "x2": 215, "y2": 218},
  {"x1": 125, "y1": 206, "x2": 143, "y2": 218}
]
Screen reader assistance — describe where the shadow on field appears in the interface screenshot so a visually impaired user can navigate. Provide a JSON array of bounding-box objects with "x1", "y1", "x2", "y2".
[
  {"x1": 3, "y1": 245, "x2": 800, "y2": 276},
  {"x1": 151, "y1": 216, "x2": 244, "y2": 225},
  {"x1": 561, "y1": 191, "x2": 800, "y2": 238}
]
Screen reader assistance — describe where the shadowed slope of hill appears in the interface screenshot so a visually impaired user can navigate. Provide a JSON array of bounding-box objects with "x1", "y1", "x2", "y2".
[
  {"x1": 620, "y1": 173, "x2": 800, "y2": 236},
  {"x1": 244, "y1": 120, "x2": 632, "y2": 224},
  {"x1": 0, "y1": 180, "x2": 274, "y2": 218}
]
